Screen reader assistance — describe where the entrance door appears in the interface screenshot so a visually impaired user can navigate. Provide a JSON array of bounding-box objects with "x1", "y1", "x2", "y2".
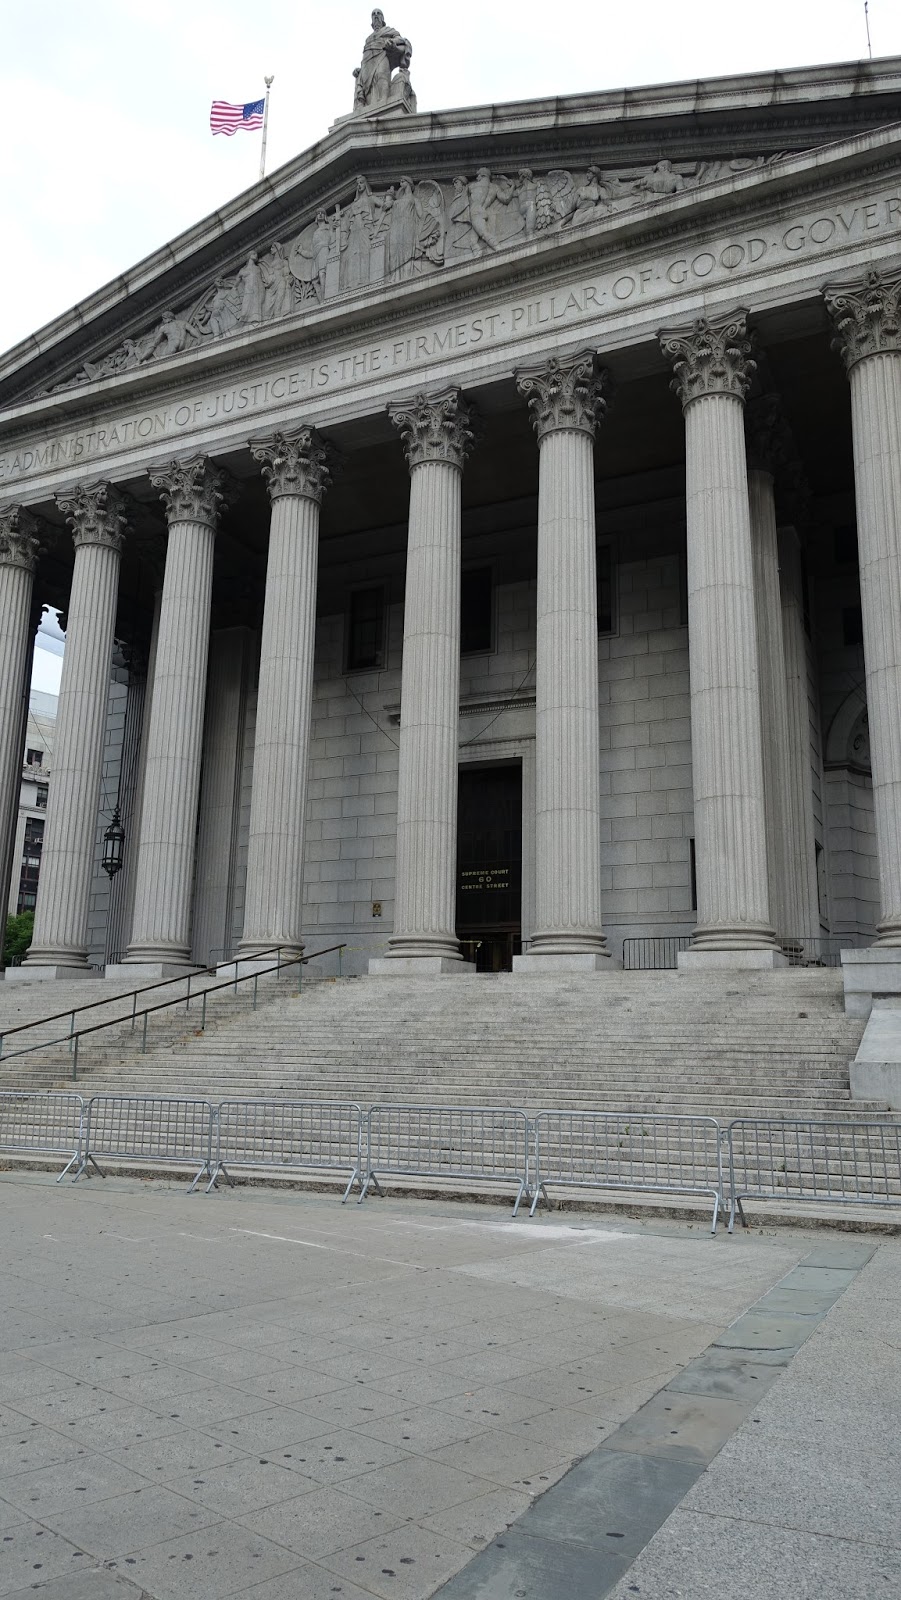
[{"x1": 456, "y1": 763, "x2": 522, "y2": 972}]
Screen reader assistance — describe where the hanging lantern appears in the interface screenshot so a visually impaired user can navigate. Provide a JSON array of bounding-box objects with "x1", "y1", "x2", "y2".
[{"x1": 101, "y1": 807, "x2": 125, "y2": 879}]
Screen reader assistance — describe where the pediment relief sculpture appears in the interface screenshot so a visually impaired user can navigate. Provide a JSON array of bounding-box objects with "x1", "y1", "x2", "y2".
[{"x1": 48, "y1": 152, "x2": 784, "y2": 396}]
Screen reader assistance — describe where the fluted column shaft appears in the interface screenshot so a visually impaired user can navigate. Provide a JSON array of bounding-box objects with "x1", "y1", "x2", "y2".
[
  {"x1": 778, "y1": 525, "x2": 821, "y2": 943},
  {"x1": 126, "y1": 457, "x2": 226, "y2": 965},
  {"x1": 661, "y1": 313, "x2": 776, "y2": 950},
  {"x1": 748, "y1": 467, "x2": 799, "y2": 940},
  {"x1": 0, "y1": 510, "x2": 40, "y2": 930},
  {"x1": 384, "y1": 389, "x2": 475, "y2": 965},
  {"x1": 516, "y1": 354, "x2": 609, "y2": 957},
  {"x1": 26, "y1": 485, "x2": 125, "y2": 968},
  {"x1": 827, "y1": 270, "x2": 901, "y2": 943},
  {"x1": 239, "y1": 428, "x2": 334, "y2": 958}
]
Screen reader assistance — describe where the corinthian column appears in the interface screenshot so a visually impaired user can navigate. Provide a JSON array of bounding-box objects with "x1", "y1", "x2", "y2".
[
  {"x1": 512, "y1": 352, "x2": 611, "y2": 972},
  {"x1": 659, "y1": 312, "x2": 780, "y2": 964},
  {"x1": 24, "y1": 484, "x2": 126, "y2": 976},
  {"x1": 745, "y1": 396, "x2": 802, "y2": 945},
  {"x1": 0, "y1": 508, "x2": 40, "y2": 956},
  {"x1": 122, "y1": 456, "x2": 227, "y2": 974},
  {"x1": 238, "y1": 427, "x2": 335, "y2": 961},
  {"x1": 825, "y1": 268, "x2": 901, "y2": 947},
  {"x1": 370, "y1": 388, "x2": 476, "y2": 975}
]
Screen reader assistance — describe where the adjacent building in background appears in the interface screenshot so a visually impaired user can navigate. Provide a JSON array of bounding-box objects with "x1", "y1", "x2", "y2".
[{"x1": 7, "y1": 691, "x2": 55, "y2": 919}]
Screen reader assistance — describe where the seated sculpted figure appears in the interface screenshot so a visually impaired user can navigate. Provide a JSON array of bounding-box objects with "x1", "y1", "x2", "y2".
[{"x1": 353, "y1": 10, "x2": 412, "y2": 110}]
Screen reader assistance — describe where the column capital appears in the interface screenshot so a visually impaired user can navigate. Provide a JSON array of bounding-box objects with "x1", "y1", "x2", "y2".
[
  {"x1": 659, "y1": 310, "x2": 755, "y2": 409},
  {"x1": 150, "y1": 454, "x2": 230, "y2": 530},
  {"x1": 0, "y1": 504, "x2": 42, "y2": 572},
  {"x1": 824, "y1": 267, "x2": 901, "y2": 370},
  {"x1": 250, "y1": 426, "x2": 337, "y2": 504},
  {"x1": 56, "y1": 481, "x2": 127, "y2": 553},
  {"x1": 388, "y1": 387, "x2": 478, "y2": 472},
  {"x1": 515, "y1": 351, "x2": 610, "y2": 441}
]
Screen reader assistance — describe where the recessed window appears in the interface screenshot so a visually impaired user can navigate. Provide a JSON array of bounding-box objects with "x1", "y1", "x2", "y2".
[
  {"x1": 597, "y1": 540, "x2": 616, "y2": 636},
  {"x1": 26, "y1": 748, "x2": 42, "y2": 767},
  {"x1": 35, "y1": 785, "x2": 48, "y2": 809},
  {"x1": 461, "y1": 567, "x2": 493, "y2": 655},
  {"x1": 346, "y1": 586, "x2": 387, "y2": 672}
]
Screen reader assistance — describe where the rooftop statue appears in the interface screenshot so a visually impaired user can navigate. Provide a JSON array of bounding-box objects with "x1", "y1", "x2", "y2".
[{"x1": 353, "y1": 10, "x2": 415, "y2": 114}]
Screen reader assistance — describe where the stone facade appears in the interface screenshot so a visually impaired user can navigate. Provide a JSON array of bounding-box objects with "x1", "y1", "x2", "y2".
[{"x1": 2, "y1": 51, "x2": 901, "y2": 993}]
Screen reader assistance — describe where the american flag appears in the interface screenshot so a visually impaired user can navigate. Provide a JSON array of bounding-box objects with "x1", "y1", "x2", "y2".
[{"x1": 210, "y1": 98, "x2": 265, "y2": 136}]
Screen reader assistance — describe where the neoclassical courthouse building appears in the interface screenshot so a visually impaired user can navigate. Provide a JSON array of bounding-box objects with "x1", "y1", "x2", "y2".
[{"x1": 2, "y1": 23, "x2": 901, "y2": 996}]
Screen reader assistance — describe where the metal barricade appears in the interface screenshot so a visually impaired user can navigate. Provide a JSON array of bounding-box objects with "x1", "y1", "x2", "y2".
[
  {"x1": 727, "y1": 1117, "x2": 901, "y2": 1231},
  {"x1": 210, "y1": 1100, "x2": 364, "y2": 1200},
  {"x1": 531, "y1": 1110, "x2": 725, "y2": 1232},
  {"x1": 0, "y1": 1090, "x2": 86, "y2": 1181},
  {"x1": 363, "y1": 1104, "x2": 531, "y2": 1214},
  {"x1": 77, "y1": 1096, "x2": 215, "y2": 1191}
]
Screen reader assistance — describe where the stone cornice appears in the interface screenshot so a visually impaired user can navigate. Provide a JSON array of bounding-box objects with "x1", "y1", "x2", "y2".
[
  {"x1": 516, "y1": 351, "x2": 610, "y2": 441},
  {"x1": 824, "y1": 266, "x2": 901, "y2": 368},
  {"x1": 150, "y1": 454, "x2": 231, "y2": 530},
  {"x1": 389, "y1": 387, "x2": 478, "y2": 471},
  {"x1": 659, "y1": 310, "x2": 755, "y2": 408},
  {"x1": 56, "y1": 481, "x2": 127, "y2": 553},
  {"x1": 0, "y1": 504, "x2": 41, "y2": 572},
  {"x1": 251, "y1": 426, "x2": 338, "y2": 504}
]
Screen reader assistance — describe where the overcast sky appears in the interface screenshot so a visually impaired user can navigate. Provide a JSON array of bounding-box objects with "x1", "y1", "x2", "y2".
[{"x1": 9, "y1": 0, "x2": 901, "y2": 694}]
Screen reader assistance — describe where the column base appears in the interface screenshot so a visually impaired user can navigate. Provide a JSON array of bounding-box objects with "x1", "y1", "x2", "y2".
[
  {"x1": 677, "y1": 948, "x2": 788, "y2": 971},
  {"x1": 368, "y1": 957, "x2": 477, "y2": 977},
  {"x1": 5, "y1": 964, "x2": 103, "y2": 983},
  {"x1": 105, "y1": 961, "x2": 204, "y2": 983},
  {"x1": 513, "y1": 952, "x2": 613, "y2": 973},
  {"x1": 840, "y1": 947, "x2": 901, "y2": 1018}
]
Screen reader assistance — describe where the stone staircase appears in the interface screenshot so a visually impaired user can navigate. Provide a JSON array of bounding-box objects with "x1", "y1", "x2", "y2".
[{"x1": 0, "y1": 966, "x2": 881, "y2": 1124}]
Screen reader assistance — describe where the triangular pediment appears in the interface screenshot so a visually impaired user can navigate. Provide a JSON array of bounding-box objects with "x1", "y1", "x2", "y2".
[{"x1": 3, "y1": 55, "x2": 901, "y2": 413}]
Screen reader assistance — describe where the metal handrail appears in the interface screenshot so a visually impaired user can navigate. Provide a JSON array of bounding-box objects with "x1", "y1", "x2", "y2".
[
  {"x1": 0, "y1": 944, "x2": 346, "y2": 1078},
  {"x1": 0, "y1": 943, "x2": 292, "y2": 1045}
]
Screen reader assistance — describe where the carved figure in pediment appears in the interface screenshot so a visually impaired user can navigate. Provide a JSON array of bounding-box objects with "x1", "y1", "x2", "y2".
[
  {"x1": 261, "y1": 243, "x2": 295, "y2": 319},
  {"x1": 144, "y1": 309, "x2": 195, "y2": 361},
  {"x1": 416, "y1": 180, "x2": 446, "y2": 267},
  {"x1": 633, "y1": 158, "x2": 685, "y2": 197},
  {"x1": 515, "y1": 170, "x2": 539, "y2": 238},
  {"x1": 566, "y1": 166, "x2": 614, "y2": 228},
  {"x1": 310, "y1": 211, "x2": 332, "y2": 300},
  {"x1": 447, "y1": 176, "x2": 479, "y2": 262},
  {"x1": 545, "y1": 170, "x2": 577, "y2": 225},
  {"x1": 353, "y1": 10, "x2": 413, "y2": 111},
  {"x1": 207, "y1": 279, "x2": 240, "y2": 337},
  {"x1": 387, "y1": 175, "x2": 419, "y2": 280},
  {"x1": 235, "y1": 252, "x2": 265, "y2": 326},
  {"x1": 342, "y1": 176, "x2": 376, "y2": 290}
]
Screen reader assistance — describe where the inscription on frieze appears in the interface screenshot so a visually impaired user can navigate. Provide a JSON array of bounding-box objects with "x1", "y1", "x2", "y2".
[{"x1": 3, "y1": 189, "x2": 900, "y2": 487}]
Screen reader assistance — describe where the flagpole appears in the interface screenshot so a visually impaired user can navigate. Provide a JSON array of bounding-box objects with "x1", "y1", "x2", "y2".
[{"x1": 260, "y1": 75, "x2": 274, "y2": 180}]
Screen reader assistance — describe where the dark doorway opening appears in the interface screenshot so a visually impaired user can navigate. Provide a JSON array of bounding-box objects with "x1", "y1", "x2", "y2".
[{"x1": 456, "y1": 763, "x2": 522, "y2": 972}]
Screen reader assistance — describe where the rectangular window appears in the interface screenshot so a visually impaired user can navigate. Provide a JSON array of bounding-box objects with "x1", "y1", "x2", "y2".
[
  {"x1": 35, "y1": 785, "x2": 48, "y2": 809},
  {"x1": 346, "y1": 585, "x2": 387, "y2": 672},
  {"x1": 461, "y1": 567, "x2": 493, "y2": 655},
  {"x1": 597, "y1": 540, "x2": 616, "y2": 636},
  {"x1": 26, "y1": 748, "x2": 42, "y2": 767}
]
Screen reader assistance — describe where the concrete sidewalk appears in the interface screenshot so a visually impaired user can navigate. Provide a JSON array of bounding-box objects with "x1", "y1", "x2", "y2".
[{"x1": 0, "y1": 1174, "x2": 896, "y2": 1598}]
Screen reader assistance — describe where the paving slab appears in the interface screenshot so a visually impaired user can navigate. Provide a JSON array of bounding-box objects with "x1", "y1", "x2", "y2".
[{"x1": 0, "y1": 1175, "x2": 861, "y2": 1600}]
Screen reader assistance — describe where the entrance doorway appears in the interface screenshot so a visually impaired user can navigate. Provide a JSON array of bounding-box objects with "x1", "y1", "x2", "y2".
[{"x1": 456, "y1": 763, "x2": 522, "y2": 972}]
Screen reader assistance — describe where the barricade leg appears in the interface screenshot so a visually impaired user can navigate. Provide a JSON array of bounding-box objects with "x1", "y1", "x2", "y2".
[
  {"x1": 56, "y1": 1152, "x2": 80, "y2": 1182},
  {"x1": 358, "y1": 1170, "x2": 384, "y2": 1204},
  {"x1": 341, "y1": 1165, "x2": 363, "y2": 1204},
  {"x1": 710, "y1": 1190, "x2": 720, "y2": 1235},
  {"x1": 529, "y1": 1182, "x2": 549, "y2": 1218},
  {"x1": 511, "y1": 1178, "x2": 527, "y2": 1218},
  {"x1": 72, "y1": 1153, "x2": 106, "y2": 1182},
  {"x1": 205, "y1": 1162, "x2": 234, "y2": 1194}
]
